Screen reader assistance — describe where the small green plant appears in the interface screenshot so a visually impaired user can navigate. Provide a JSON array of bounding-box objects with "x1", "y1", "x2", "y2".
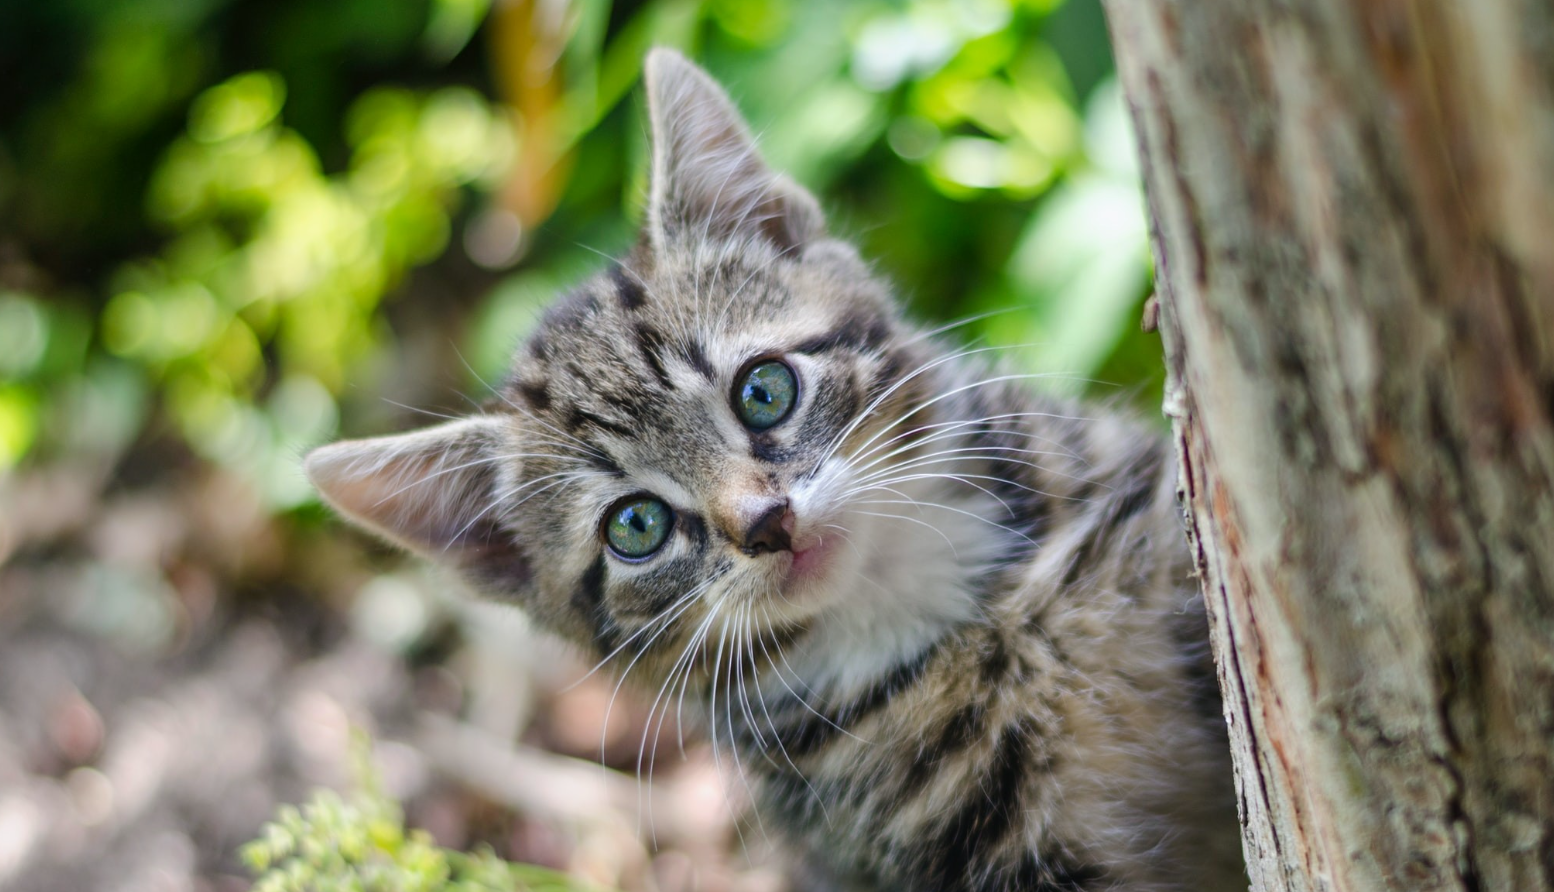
[{"x1": 242, "y1": 736, "x2": 591, "y2": 892}]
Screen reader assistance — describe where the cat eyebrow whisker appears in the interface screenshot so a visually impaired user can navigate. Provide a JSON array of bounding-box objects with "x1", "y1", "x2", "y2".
[
  {"x1": 491, "y1": 450, "x2": 593, "y2": 467},
  {"x1": 501, "y1": 469, "x2": 599, "y2": 510},
  {"x1": 882, "y1": 445, "x2": 1116, "y2": 497},
  {"x1": 522, "y1": 414, "x2": 613, "y2": 462},
  {"x1": 514, "y1": 428, "x2": 603, "y2": 454},
  {"x1": 851, "y1": 425, "x2": 1069, "y2": 469},
  {"x1": 484, "y1": 451, "x2": 593, "y2": 473},
  {"x1": 363, "y1": 453, "x2": 498, "y2": 505},
  {"x1": 814, "y1": 348, "x2": 971, "y2": 466}
]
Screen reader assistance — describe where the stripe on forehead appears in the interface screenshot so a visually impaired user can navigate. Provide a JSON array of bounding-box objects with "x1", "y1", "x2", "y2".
[
  {"x1": 631, "y1": 322, "x2": 717, "y2": 387},
  {"x1": 792, "y1": 305, "x2": 892, "y2": 356},
  {"x1": 611, "y1": 264, "x2": 647, "y2": 310}
]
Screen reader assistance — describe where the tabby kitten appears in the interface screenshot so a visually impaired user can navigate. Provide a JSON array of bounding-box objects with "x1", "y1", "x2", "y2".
[{"x1": 306, "y1": 49, "x2": 1244, "y2": 892}]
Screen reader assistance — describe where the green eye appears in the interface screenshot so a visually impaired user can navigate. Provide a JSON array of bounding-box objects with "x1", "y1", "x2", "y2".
[
  {"x1": 604, "y1": 496, "x2": 674, "y2": 559},
  {"x1": 735, "y1": 360, "x2": 797, "y2": 431}
]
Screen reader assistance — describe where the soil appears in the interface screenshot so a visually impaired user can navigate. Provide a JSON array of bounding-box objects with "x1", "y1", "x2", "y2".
[{"x1": 0, "y1": 456, "x2": 791, "y2": 892}]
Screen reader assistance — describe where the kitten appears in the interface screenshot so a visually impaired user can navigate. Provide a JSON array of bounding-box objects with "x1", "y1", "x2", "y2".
[{"x1": 306, "y1": 49, "x2": 1245, "y2": 892}]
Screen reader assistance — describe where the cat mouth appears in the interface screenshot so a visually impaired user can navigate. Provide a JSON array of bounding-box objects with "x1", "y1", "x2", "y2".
[{"x1": 783, "y1": 535, "x2": 836, "y2": 587}]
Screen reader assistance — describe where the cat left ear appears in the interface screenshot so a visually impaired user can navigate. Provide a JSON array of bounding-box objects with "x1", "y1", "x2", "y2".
[
  {"x1": 642, "y1": 48, "x2": 824, "y2": 254},
  {"x1": 304, "y1": 416, "x2": 528, "y2": 581}
]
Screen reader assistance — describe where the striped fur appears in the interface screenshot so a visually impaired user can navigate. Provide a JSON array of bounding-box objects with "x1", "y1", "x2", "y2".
[{"x1": 306, "y1": 49, "x2": 1244, "y2": 892}]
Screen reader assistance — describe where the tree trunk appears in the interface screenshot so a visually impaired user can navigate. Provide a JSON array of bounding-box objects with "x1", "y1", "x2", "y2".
[{"x1": 1100, "y1": 2, "x2": 1554, "y2": 891}]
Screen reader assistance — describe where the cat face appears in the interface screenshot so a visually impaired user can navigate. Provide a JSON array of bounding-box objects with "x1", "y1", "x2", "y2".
[
  {"x1": 493, "y1": 238, "x2": 934, "y2": 652},
  {"x1": 305, "y1": 50, "x2": 963, "y2": 669}
]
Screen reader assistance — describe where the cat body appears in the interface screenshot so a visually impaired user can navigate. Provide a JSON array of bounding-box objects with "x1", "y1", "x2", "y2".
[{"x1": 306, "y1": 50, "x2": 1244, "y2": 892}]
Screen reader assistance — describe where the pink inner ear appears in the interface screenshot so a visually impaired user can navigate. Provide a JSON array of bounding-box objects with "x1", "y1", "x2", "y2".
[
  {"x1": 306, "y1": 443, "x2": 418, "y2": 525},
  {"x1": 643, "y1": 48, "x2": 824, "y2": 253},
  {"x1": 304, "y1": 416, "x2": 505, "y2": 556}
]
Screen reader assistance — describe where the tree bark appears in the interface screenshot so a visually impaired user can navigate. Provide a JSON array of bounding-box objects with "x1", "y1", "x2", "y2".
[{"x1": 1101, "y1": 2, "x2": 1554, "y2": 891}]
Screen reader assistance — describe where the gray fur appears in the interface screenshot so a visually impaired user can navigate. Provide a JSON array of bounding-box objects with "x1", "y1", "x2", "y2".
[{"x1": 307, "y1": 48, "x2": 1245, "y2": 892}]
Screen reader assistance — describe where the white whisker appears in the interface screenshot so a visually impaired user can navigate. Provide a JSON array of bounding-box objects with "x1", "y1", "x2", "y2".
[{"x1": 853, "y1": 497, "x2": 1038, "y2": 545}]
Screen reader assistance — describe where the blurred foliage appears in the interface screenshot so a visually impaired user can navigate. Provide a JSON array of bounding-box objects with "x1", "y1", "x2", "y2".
[
  {"x1": 106, "y1": 73, "x2": 513, "y2": 503},
  {"x1": 0, "y1": 0, "x2": 1151, "y2": 491},
  {"x1": 243, "y1": 734, "x2": 591, "y2": 892}
]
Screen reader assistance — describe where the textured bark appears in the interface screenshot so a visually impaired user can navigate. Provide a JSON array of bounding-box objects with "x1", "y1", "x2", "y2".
[{"x1": 1102, "y1": 2, "x2": 1554, "y2": 891}]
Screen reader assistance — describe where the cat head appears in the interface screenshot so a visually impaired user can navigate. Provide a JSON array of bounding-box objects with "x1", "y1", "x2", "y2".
[{"x1": 305, "y1": 50, "x2": 957, "y2": 662}]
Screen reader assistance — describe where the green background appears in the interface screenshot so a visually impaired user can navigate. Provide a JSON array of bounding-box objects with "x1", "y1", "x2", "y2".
[{"x1": 0, "y1": 0, "x2": 1157, "y2": 506}]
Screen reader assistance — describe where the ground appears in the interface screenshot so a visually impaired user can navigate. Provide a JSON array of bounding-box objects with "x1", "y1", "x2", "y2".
[{"x1": 0, "y1": 451, "x2": 790, "y2": 892}]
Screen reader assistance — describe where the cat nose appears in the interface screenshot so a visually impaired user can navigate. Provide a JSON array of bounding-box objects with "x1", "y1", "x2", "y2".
[{"x1": 740, "y1": 497, "x2": 794, "y2": 556}]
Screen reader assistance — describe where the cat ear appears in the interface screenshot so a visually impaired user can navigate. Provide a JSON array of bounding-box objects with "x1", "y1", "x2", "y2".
[
  {"x1": 642, "y1": 47, "x2": 824, "y2": 253},
  {"x1": 304, "y1": 416, "x2": 528, "y2": 580}
]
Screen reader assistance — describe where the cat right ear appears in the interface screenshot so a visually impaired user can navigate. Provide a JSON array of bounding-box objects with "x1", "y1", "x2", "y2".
[
  {"x1": 642, "y1": 47, "x2": 824, "y2": 254},
  {"x1": 304, "y1": 416, "x2": 530, "y2": 583}
]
